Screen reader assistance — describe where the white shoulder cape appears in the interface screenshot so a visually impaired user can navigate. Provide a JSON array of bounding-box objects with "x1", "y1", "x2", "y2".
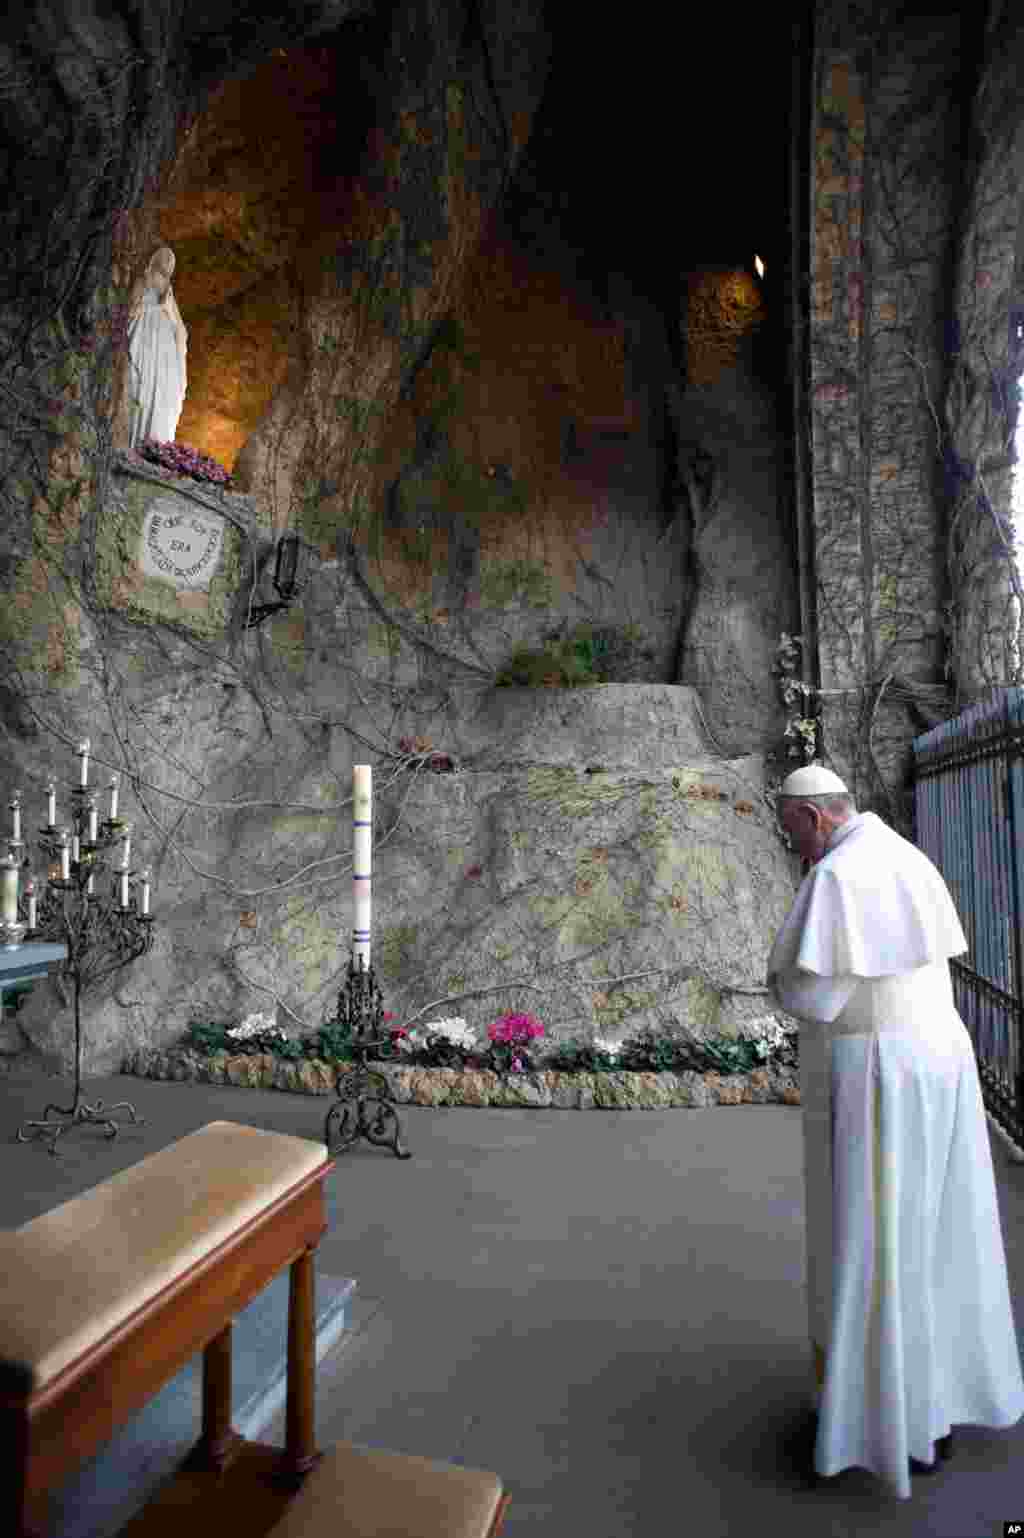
[{"x1": 767, "y1": 811, "x2": 968, "y2": 980}]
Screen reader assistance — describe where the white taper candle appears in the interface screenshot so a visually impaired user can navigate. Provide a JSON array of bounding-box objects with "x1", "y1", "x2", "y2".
[
  {"x1": 26, "y1": 880, "x2": 37, "y2": 930},
  {"x1": 0, "y1": 856, "x2": 18, "y2": 925},
  {"x1": 46, "y1": 775, "x2": 57, "y2": 828},
  {"x1": 119, "y1": 870, "x2": 129, "y2": 909},
  {"x1": 59, "y1": 830, "x2": 70, "y2": 880},
  {"x1": 10, "y1": 793, "x2": 20, "y2": 844},
  {"x1": 87, "y1": 797, "x2": 98, "y2": 843},
  {"x1": 109, "y1": 774, "x2": 119, "y2": 821},
  {"x1": 120, "y1": 825, "x2": 132, "y2": 869},
  {"x1": 78, "y1": 739, "x2": 90, "y2": 786},
  {"x1": 353, "y1": 764, "x2": 372, "y2": 971},
  {"x1": 140, "y1": 868, "x2": 151, "y2": 916},
  {"x1": 72, "y1": 831, "x2": 80, "y2": 863}
]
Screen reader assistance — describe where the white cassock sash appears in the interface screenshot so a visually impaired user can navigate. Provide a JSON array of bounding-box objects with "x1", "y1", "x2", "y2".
[{"x1": 767, "y1": 813, "x2": 1024, "y2": 1497}]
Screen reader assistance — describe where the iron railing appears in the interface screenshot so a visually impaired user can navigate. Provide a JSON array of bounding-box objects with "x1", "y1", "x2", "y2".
[{"x1": 913, "y1": 688, "x2": 1024, "y2": 1149}]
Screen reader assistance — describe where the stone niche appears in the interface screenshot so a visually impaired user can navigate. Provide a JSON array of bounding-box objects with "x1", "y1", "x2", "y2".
[{"x1": 98, "y1": 459, "x2": 255, "y2": 636}]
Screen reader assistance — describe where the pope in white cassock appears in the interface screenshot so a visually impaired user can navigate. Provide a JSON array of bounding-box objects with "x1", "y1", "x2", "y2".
[{"x1": 767, "y1": 763, "x2": 1024, "y2": 1498}]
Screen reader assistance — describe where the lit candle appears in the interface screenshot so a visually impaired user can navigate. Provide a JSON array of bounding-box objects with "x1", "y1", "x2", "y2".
[
  {"x1": 86, "y1": 871, "x2": 95, "y2": 896},
  {"x1": 10, "y1": 792, "x2": 21, "y2": 844},
  {"x1": 140, "y1": 867, "x2": 151, "y2": 916},
  {"x1": 26, "y1": 879, "x2": 37, "y2": 930},
  {"x1": 108, "y1": 774, "x2": 120, "y2": 821},
  {"x1": 119, "y1": 869, "x2": 129, "y2": 909},
  {"x1": 78, "y1": 738, "x2": 90, "y2": 786},
  {"x1": 87, "y1": 796, "x2": 98, "y2": 843},
  {"x1": 0, "y1": 854, "x2": 18, "y2": 925},
  {"x1": 353, "y1": 764, "x2": 372, "y2": 971},
  {"x1": 59, "y1": 829, "x2": 70, "y2": 880},
  {"x1": 120, "y1": 824, "x2": 132, "y2": 869},
  {"x1": 46, "y1": 774, "x2": 57, "y2": 828}
]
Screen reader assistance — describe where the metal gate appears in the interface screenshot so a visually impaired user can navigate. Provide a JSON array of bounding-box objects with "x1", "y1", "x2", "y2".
[{"x1": 913, "y1": 688, "x2": 1024, "y2": 1149}]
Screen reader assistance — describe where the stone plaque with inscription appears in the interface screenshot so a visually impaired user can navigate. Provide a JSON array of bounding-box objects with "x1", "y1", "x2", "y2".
[
  {"x1": 140, "y1": 500, "x2": 224, "y2": 590},
  {"x1": 100, "y1": 462, "x2": 250, "y2": 638}
]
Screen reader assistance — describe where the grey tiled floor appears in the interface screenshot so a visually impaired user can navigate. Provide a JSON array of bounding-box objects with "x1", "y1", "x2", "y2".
[{"x1": 2, "y1": 1067, "x2": 1022, "y2": 1537}]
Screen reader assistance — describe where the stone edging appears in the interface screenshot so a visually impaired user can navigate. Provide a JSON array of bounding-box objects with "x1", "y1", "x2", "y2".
[{"x1": 121, "y1": 1047, "x2": 801, "y2": 1109}]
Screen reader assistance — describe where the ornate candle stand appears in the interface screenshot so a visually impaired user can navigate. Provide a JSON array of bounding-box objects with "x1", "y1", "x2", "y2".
[
  {"x1": 324, "y1": 956, "x2": 411, "y2": 1160},
  {"x1": 15, "y1": 787, "x2": 155, "y2": 1154}
]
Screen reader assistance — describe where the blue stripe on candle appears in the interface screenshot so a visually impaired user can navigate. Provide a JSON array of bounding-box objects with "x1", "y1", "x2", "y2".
[
  {"x1": 353, "y1": 820, "x2": 372, "y2": 826},
  {"x1": 353, "y1": 875, "x2": 371, "y2": 882}
]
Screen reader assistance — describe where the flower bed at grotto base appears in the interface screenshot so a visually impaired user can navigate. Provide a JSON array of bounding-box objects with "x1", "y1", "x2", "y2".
[{"x1": 122, "y1": 1010, "x2": 803, "y2": 1110}]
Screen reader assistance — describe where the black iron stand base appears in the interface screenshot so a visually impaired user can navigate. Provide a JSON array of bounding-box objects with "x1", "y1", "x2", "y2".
[
  {"x1": 322, "y1": 956, "x2": 412, "y2": 1160},
  {"x1": 16, "y1": 1096, "x2": 144, "y2": 1156},
  {"x1": 325, "y1": 1067, "x2": 411, "y2": 1160}
]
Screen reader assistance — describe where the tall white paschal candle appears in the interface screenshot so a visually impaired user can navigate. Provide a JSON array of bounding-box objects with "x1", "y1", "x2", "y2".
[{"x1": 352, "y1": 764, "x2": 372, "y2": 972}]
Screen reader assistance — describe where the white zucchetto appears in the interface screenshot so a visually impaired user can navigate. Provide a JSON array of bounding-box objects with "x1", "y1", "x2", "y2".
[{"x1": 779, "y1": 764, "x2": 848, "y2": 796}]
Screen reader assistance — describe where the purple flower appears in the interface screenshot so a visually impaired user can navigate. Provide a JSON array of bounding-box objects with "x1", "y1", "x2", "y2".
[
  {"x1": 510, "y1": 1056, "x2": 523, "y2": 1072},
  {"x1": 137, "y1": 438, "x2": 232, "y2": 487}
]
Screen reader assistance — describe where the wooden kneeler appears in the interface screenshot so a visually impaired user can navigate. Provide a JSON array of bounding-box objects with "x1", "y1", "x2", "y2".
[
  {"x1": 116, "y1": 1437, "x2": 510, "y2": 1538},
  {"x1": 264, "y1": 1442, "x2": 510, "y2": 1538}
]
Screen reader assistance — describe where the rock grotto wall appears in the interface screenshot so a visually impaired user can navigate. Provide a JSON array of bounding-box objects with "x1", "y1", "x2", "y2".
[
  {"x1": 807, "y1": 1, "x2": 1024, "y2": 820},
  {"x1": 7, "y1": 669, "x2": 800, "y2": 1075},
  {"x1": 129, "y1": 63, "x2": 797, "y2": 751}
]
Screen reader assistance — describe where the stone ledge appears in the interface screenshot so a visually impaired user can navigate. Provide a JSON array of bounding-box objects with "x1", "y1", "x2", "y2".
[{"x1": 121, "y1": 1047, "x2": 801, "y2": 1109}]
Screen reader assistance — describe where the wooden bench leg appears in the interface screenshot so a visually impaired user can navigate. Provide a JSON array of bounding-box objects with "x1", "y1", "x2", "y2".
[
  {"x1": 279, "y1": 1246, "x2": 320, "y2": 1482},
  {"x1": 187, "y1": 1321, "x2": 241, "y2": 1472}
]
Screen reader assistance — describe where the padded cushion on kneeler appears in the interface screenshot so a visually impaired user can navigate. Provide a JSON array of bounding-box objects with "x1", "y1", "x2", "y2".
[
  {"x1": 266, "y1": 1442, "x2": 505, "y2": 1538},
  {"x1": 0, "y1": 1120, "x2": 328, "y2": 1393}
]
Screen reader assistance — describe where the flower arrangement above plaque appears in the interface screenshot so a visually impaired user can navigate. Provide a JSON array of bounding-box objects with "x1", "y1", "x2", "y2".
[{"x1": 140, "y1": 501, "x2": 224, "y2": 590}]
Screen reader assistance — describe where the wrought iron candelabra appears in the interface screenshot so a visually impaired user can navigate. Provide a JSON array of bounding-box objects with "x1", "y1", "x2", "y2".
[
  {"x1": 13, "y1": 773, "x2": 155, "y2": 1154},
  {"x1": 324, "y1": 956, "x2": 411, "y2": 1159}
]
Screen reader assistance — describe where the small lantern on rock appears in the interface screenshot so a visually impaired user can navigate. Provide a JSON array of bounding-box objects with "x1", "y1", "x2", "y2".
[{"x1": 245, "y1": 531, "x2": 312, "y2": 627}]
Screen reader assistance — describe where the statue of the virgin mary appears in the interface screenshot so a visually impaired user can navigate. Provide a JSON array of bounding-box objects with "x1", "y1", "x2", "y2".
[{"x1": 126, "y1": 246, "x2": 188, "y2": 448}]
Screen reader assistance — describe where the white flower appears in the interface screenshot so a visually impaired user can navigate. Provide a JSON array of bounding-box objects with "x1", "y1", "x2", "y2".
[
  {"x1": 740, "y1": 1015, "x2": 795, "y2": 1061},
  {"x1": 592, "y1": 1036, "x2": 623, "y2": 1058},
  {"x1": 424, "y1": 1016, "x2": 477, "y2": 1050},
  {"x1": 228, "y1": 1011, "x2": 284, "y2": 1042}
]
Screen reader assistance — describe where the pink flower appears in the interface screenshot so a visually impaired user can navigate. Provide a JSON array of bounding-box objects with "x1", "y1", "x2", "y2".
[
  {"x1": 510, "y1": 1056, "x2": 524, "y2": 1072},
  {"x1": 487, "y1": 1011, "x2": 546, "y2": 1046}
]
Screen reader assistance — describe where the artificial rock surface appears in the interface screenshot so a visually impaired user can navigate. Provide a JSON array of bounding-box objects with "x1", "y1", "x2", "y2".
[{"x1": 8, "y1": 686, "x2": 800, "y2": 1076}]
